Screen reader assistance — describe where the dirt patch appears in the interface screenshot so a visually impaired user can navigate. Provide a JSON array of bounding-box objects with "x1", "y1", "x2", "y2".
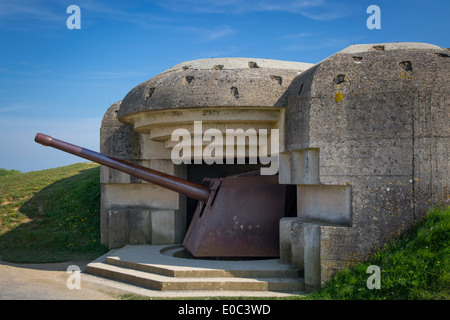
[{"x1": 0, "y1": 260, "x2": 122, "y2": 300}]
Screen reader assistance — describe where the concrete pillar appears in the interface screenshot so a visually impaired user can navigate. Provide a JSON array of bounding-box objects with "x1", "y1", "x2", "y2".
[
  {"x1": 279, "y1": 218, "x2": 296, "y2": 264},
  {"x1": 290, "y1": 220, "x2": 305, "y2": 270},
  {"x1": 278, "y1": 152, "x2": 291, "y2": 185},
  {"x1": 279, "y1": 218, "x2": 305, "y2": 270},
  {"x1": 304, "y1": 223, "x2": 321, "y2": 291},
  {"x1": 130, "y1": 210, "x2": 152, "y2": 245},
  {"x1": 108, "y1": 210, "x2": 129, "y2": 249},
  {"x1": 279, "y1": 146, "x2": 353, "y2": 291},
  {"x1": 278, "y1": 149, "x2": 320, "y2": 185}
]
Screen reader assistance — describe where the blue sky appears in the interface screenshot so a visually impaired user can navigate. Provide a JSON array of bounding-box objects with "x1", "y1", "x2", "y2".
[{"x1": 0, "y1": 0, "x2": 449, "y2": 172}]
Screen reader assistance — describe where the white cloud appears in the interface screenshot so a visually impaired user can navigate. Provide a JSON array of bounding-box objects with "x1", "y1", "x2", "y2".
[
  {"x1": 279, "y1": 32, "x2": 316, "y2": 40},
  {"x1": 186, "y1": 25, "x2": 235, "y2": 42},
  {"x1": 0, "y1": 1, "x2": 57, "y2": 18},
  {"x1": 204, "y1": 25, "x2": 234, "y2": 41},
  {"x1": 0, "y1": 0, "x2": 63, "y2": 30},
  {"x1": 153, "y1": 24, "x2": 235, "y2": 42},
  {"x1": 299, "y1": 3, "x2": 359, "y2": 21},
  {"x1": 81, "y1": 70, "x2": 150, "y2": 80},
  {"x1": 0, "y1": 105, "x2": 25, "y2": 113},
  {"x1": 146, "y1": 0, "x2": 354, "y2": 20},
  {"x1": 147, "y1": 0, "x2": 324, "y2": 14},
  {"x1": 281, "y1": 37, "x2": 345, "y2": 52}
]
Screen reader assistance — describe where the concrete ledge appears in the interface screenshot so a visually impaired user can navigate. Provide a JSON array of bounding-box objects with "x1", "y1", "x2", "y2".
[
  {"x1": 297, "y1": 184, "x2": 352, "y2": 227},
  {"x1": 279, "y1": 149, "x2": 320, "y2": 185},
  {"x1": 86, "y1": 245, "x2": 304, "y2": 293},
  {"x1": 303, "y1": 223, "x2": 321, "y2": 292}
]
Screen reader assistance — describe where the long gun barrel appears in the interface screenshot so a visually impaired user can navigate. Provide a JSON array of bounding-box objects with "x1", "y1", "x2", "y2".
[{"x1": 34, "y1": 133, "x2": 211, "y2": 202}]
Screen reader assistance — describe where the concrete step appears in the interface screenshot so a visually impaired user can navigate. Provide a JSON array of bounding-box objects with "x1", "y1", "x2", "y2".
[
  {"x1": 86, "y1": 245, "x2": 304, "y2": 292},
  {"x1": 105, "y1": 256, "x2": 300, "y2": 279},
  {"x1": 86, "y1": 262, "x2": 304, "y2": 292}
]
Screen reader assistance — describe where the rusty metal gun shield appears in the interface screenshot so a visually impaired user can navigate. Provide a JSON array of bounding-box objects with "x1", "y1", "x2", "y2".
[{"x1": 183, "y1": 174, "x2": 286, "y2": 257}]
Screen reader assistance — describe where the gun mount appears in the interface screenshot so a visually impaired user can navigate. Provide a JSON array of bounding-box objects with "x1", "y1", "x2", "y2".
[{"x1": 35, "y1": 133, "x2": 293, "y2": 257}]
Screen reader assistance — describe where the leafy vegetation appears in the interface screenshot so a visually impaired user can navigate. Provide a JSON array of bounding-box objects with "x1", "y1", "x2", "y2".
[
  {"x1": 0, "y1": 168, "x2": 21, "y2": 176},
  {"x1": 308, "y1": 206, "x2": 449, "y2": 300},
  {"x1": 0, "y1": 163, "x2": 107, "y2": 262}
]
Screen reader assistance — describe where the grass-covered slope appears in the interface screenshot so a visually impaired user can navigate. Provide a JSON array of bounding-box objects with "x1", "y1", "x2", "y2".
[
  {"x1": 308, "y1": 206, "x2": 449, "y2": 300},
  {"x1": 0, "y1": 163, "x2": 108, "y2": 263}
]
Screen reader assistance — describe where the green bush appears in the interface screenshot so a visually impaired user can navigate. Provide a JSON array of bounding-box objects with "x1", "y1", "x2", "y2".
[{"x1": 0, "y1": 168, "x2": 21, "y2": 176}]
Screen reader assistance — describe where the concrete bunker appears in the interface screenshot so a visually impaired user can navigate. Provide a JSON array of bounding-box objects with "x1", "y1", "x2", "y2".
[
  {"x1": 99, "y1": 58, "x2": 312, "y2": 251},
  {"x1": 97, "y1": 43, "x2": 449, "y2": 290}
]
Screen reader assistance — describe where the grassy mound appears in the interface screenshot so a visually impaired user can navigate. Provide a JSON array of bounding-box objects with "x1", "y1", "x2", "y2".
[
  {"x1": 308, "y1": 206, "x2": 449, "y2": 300},
  {"x1": 0, "y1": 163, "x2": 108, "y2": 263}
]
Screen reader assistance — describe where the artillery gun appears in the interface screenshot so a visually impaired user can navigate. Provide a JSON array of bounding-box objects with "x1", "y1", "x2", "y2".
[{"x1": 35, "y1": 133, "x2": 295, "y2": 257}]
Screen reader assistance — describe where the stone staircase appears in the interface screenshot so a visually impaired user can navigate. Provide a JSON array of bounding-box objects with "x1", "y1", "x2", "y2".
[{"x1": 86, "y1": 244, "x2": 304, "y2": 293}]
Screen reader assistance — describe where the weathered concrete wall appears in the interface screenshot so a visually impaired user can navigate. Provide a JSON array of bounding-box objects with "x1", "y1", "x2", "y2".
[
  {"x1": 282, "y1": 43, "x2": 449, "y2": 287},
  {"x1": 100, "y1": 101, "x2": 186, "y2": 249}
]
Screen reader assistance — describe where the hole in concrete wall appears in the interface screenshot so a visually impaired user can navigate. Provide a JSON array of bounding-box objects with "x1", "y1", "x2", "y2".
[
  {"x1": 145, "y1": 87, "x2": 155, "y2": 101},
  {"x1": 372, "y1": 45, "x2": 385, "y2": 51},
  {"x1": 230, "y1": 86, "x2": 239, "y2": 99},
  {"x1": 435, "y1": 52, "x2": 450, "y2": 58},
  {"x1": 333, "y1": 74, "x2": 346, "y2": 85},
  {"x1": 270, "y1": 75, "x2": 283, "y2": 85},
  {"x1": 353, "y1": 56, "x2": 363, "y2": 62},
  {"x1": 399, "y1": 61, "x2": 413, "y2": 72},
  {"x1": 212, "y1": 64, "x2": 224, "y2": 70},
  {"x1": 182, "y1": 65, "x2": 190, "y2": 71},
  {"x1": 248, "y1": 61, "x2": 259, "y2": 68},
  {"x1": 184, "y1": 75, "x2": 194, "y2": 84},
  {"x1": 285, "y1": 184, "x2": 297, "y2": 218},
  {"x1": 298, "y1": 83, "x2": 304, "y2": 96}
]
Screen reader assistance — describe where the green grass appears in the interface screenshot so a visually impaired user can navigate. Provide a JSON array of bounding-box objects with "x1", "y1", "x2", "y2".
[
  {"x1": 308, "y1": 206, "x2": 449, "y2": 300},
  {"x1": 0, "y1": 162, "x2": 108, "y2": 262},
  {"x1": 0, "y1": 168, "x2": 21, "y2": 176}
]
